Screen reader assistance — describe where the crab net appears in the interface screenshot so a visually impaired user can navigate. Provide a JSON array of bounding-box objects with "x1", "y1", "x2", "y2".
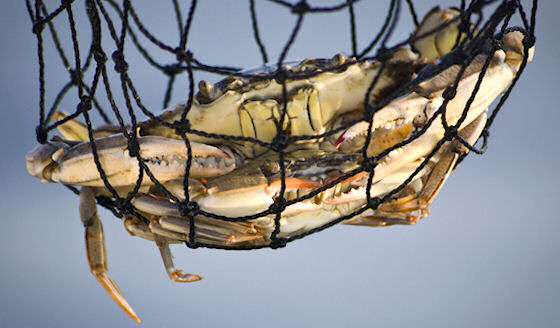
[{"x1": 27, "y1": 0, "x2": 537, "y2": 250}]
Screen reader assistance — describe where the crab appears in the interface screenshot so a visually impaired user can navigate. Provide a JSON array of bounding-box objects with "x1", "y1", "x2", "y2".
[{"x1": 25, "y1": 7, "x2": 533, "y2": 322}]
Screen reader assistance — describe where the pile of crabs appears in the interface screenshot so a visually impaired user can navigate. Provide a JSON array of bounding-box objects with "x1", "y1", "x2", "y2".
[{"x1": 25, "y1": 7, "x2": 533, "y2": 322}]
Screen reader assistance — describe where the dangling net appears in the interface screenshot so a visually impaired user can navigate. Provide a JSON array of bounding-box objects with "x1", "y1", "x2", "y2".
[{"x1": 27, "y1": 0, "x2": 537, "y2": 250}]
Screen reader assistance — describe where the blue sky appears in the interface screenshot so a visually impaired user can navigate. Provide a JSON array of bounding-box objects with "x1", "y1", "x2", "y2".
[{"x1": 1, "y1": 1, "x2": 558, "y2": 327}]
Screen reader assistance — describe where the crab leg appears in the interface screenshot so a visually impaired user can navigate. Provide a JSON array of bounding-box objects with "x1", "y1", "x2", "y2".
[
  {"x1": 335, "y1": 29, "x2": 537, "y2": 227},
  {"x1": 79, "y1": 187, "x2": 140, "y2": 322},
  {"x1": 154, "y1": 235, "x2": 202, "y2": 283},
  {"x1": 129, "y1": 194, "x2": 264, "y2": 246},
  {"x1": 51, "y1": 110, "x2": 122, "y2": 141},
  {"x1": 412, "y1": 7, "x2": 465, "y2": 62},
  {"x1": 345, "y1": 109, "x2": 487, "y2": 227},
  {"x1": 124, "y1": 216, "x2": 203, "y2": 281},
  {"x1": 417, "y1": 109, "x2": 487, "y2": 206},
  {"x1": 124, "y1": 215, "x2": 157, "y2": 242}
]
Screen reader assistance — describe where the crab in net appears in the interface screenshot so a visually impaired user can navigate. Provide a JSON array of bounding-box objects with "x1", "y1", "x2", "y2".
[{"x1": 25, "y1": 6, "x2": 534, "y2": 323}]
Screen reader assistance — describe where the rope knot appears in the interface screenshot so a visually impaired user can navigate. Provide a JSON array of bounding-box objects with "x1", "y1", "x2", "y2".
[
  {"x1": 291, "y1": 1, "x2": 309, "y2": 15},
  {"x1": 173, "y1": 119, "x2": 191, "y2": 136},
  {"x1": 375, "y1": 47, "x2": 393, "y2": 62},
  {"x1": 448, "y1": 50, "x2": 470, "y2": 66},
  {"x1": 270, "y1": 133, "x2": 289, "y2": 152},
  {"x1": 69, "y1": 69, "x2": 81, "y2": 86},
  {"x1": 444, "y1": 125, "x2": 458, "y2": 141},
  {"x1": 126, "y1": 134, "x2": 140, "y2": 158},
  {"x1": 274, "y1": 69, "x2": 288, "y2": 84},
  {"x1": 442, "y1": 86, "x2": 457, "y2": 100},
  {"x1": 458, "y1": 19, "x2": 470, "y2": 34},
  {"x1": 93, "y1": 49, "x2": 107, "y2": 64},
  {"x1": 163, "y1": 63, "x2": 183, "y2": 76},
  {"x1": 179, "y1": 201, "x2": 200, "y2": 217},
  {"x1": 36, "y1": 125, "x2": 48, "y2": 144},
  {"x1": 364, "y1": 103, "x2": 377, "y2": 116},
  {"x1": 116, "y1": 198, "x2": 135, "y2": 216},
  {"x1": 60, "y1": 0, "x2": 74, "y2": 8},
  {"x1": 77, "y1": 96, "x2": 92, "y2": 113},
  {"x1": 362, "y1": 156, "x2": 377, "y2": 172},
  {"x1": 112, "y1": 50, "x2": 128, "y2": 73},
  {"x1": 32, "y1": 21, "x2": 44, "y2": 35},
  {"x1": 269, "y1": 196, "x2": 287, "y2": 214},
  {"x1": 522, "y1": 34, "x2": 536, "y2": 49},
  {"x1": 175, "y1": 49, "x2": 193, "y2": 63},
  {"x1": 367, "y1": 196, "x2": 380, "y2": 209}
]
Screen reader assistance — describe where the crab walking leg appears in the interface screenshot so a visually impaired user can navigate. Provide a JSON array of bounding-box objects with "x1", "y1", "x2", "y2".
[
  {"x1": 153, "y1": 235, "x2": 202, "y2": 283},
  {"x1": 79, "y1": 187, "x2": 141, "y2": 322},
  {"x1": 412, "y1": 7, "x2": 466, "y2": 62},
  {"x1": 51, "y1": 110, "x2": 122, "y2": 141},
  {"x1": 123, "y1": 215, "x2": 157, "y2": 242},
  {"x1": 417, "y1": 109, "x2": 487, "y2": 206},
  {"x1": 131, "y1": 195, "x2": 266, "y2": 245},
  {"x1": 51, "y1": 110, "x2": 90, "y2": 141},
  {"x1": 124, "y1": 215, "x2": 202, "y2": 280},
  {"x1": 345, "y1": 110, "x2": 488, "y2": 227}
]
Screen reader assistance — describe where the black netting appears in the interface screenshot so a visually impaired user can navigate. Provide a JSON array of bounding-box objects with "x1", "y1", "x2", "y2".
[{"x1": 27, "y1": 0, "x2": 537, "y2": 251}]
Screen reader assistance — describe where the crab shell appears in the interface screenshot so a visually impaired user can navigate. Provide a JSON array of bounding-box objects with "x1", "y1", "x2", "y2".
[
  {"x1": 139, "y1": 50, "x2": 422, "y2": 153},
  {"x1": 128, "y1": 30, "x2": 534, "y2": 246}
]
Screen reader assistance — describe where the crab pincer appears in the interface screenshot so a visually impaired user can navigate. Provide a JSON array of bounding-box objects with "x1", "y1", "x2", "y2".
[{"x1": 25, "y1": 134, "x2": 235, "y2": 187}]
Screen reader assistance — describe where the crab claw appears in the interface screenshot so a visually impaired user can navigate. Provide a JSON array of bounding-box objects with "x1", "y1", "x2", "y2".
[
  {"x1": 191, "y1": 150, "x2": 372, "y2": 218},
  {"x1": 25, "y1": 134, "x2": 235, "y2": 187},
  {"x1": 198, "y1": 177, "x2": 321, "y2": 217}
]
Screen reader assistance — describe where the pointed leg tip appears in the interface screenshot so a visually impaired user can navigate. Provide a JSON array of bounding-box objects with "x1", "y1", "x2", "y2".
[
  {"x1": 92, "y1": 269, "x2": 140, "y2": 322},
  {"x1": 190, "y1": 274, "x2": 203, "y2": 282},
  {"x1": 170, "y1": 270, "x2": 203, "y2": 282},
  {"x1": 131, "y1": 314, "x2": 142, "y2": 323},
  {"x1": 125, "y1": 308, "x2": 142, "y2": 323}
]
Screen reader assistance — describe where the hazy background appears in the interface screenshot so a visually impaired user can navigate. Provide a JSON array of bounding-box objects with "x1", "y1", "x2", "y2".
[{"x1": 1, "y1": 1, "x2": 558, "y2": 327}]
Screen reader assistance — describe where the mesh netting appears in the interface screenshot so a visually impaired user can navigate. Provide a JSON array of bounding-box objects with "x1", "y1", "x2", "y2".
[{"x1": 27, "y1": 0, "x2": 537, "y2": 251}]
